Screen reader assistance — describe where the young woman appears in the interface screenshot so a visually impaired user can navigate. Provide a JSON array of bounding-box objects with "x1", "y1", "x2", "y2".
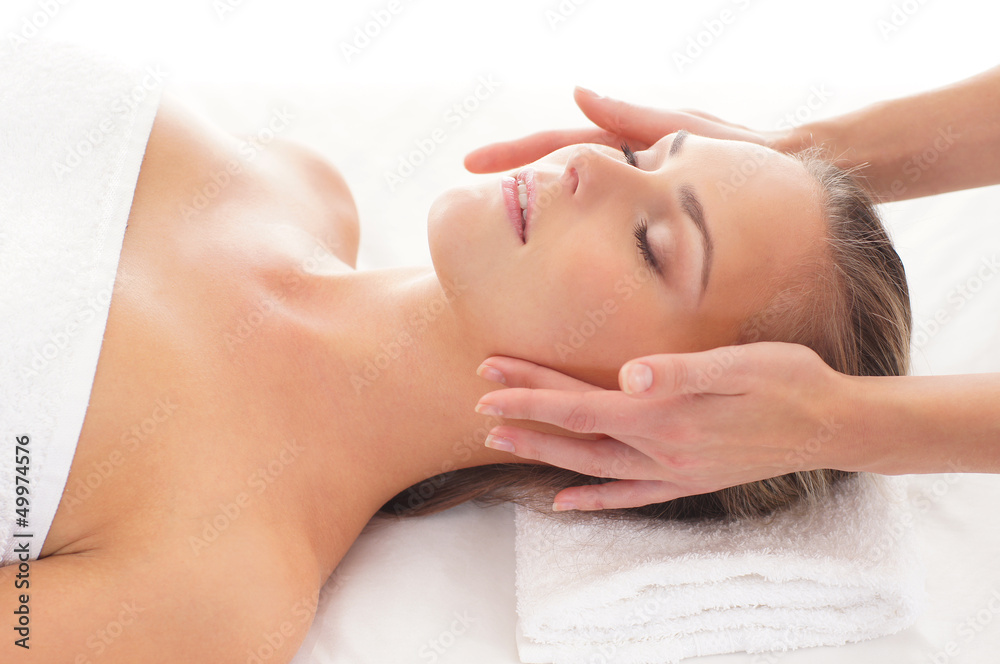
[{"x1": 1, "y1": 86, "x2": 909, "y2": 663}]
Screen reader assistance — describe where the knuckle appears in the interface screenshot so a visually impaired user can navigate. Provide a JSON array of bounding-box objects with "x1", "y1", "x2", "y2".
[
  {"x1": 610, "y1": 105, "x2": 631, "y2": 135},
  {"x1": 562, "y1": 403, "x2": 597, "y2": 434},
  {"x1": 587, "y1": 490, "x2": 607, "y2": 511},
  {"x1": 582, "y1": 458, "x2": 605, "y2": 478},
  {"x1": 666, "y1": 356, "x2": 691, "y2": 394},
  {"x1": 668, "y1": 454, "x2": 700, "y2": 472},
  {"x1": 649, "y1": 446, "x2": 698, "y2": 473},
  {"x1": 597, "y1": 129, "x2": 618, "y2": 146},
  {"x1": 609, "y1": 450, "x2": 633, "y2": 477},
  {"x1": 727, "y1": 351, "x2": 755, "y2": 383},
  {"x1": 582, "y1": 453, "x2": 617, "y2": 479},
  {"x1": 617, "y1": 485, "x2": 645, "y2": 508}
]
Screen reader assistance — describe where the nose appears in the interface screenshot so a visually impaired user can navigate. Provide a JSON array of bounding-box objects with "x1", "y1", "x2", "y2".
[{"x1": 562, "y1": 145, "x2": 634, "y2": 198}]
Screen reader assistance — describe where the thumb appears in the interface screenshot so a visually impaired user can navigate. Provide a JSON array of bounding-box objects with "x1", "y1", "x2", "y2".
[{"x1": 618, "y1": 346, "x2": 749, "y2": 398}]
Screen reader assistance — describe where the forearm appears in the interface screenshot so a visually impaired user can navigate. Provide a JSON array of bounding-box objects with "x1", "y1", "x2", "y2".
[
  {"x1": 778, "y1": 66, "x2": 1000, "y2": 202},
  {"x1": 839, "y1": 372, "x2": 1000, "y2": 475}
]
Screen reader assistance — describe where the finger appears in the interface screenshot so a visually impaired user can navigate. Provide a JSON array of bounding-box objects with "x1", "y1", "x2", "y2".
[
  {"x1": 676, "y1": 108, "x2": 751, "y2": 133},
  {"x1": 552, "y1": 479, "x2": 717, "y2": 511},
  {"x1": 676, "y1": 108, "x2": 725, "y2": 122},
  {"x1": 477, "y1": 356, "x2": 598, "y2": 392},
  {"x1": 476, "y1": 387, "x2": 638, "y2": 436},
  {"x1": 463, "y1": 128, "x2": 618, "y2": 173},
  {"x1": 674, "y1": 109, "x2": 762, "y2": 140},
  {"x1": 575, "y1": 88, "x2": 767, "y2": 146},
  {"x1": 574, "y1": 87, "x2": 688, "y2": 147},
  {"x1": 618, "y1": 346, "x2": 753, "y2": 399},
  {"x1": 485, "y1": 426, "x2": 656, "y2": 480}
]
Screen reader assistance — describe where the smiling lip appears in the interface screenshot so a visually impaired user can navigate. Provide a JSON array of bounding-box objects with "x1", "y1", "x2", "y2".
[{"x1": 501, "y1": 168, "x2": 536, "y2": 244}]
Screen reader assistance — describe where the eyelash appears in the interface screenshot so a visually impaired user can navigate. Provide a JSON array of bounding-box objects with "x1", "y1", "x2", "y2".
[
  {"x1": 620, "y1": 142, "x2": 638, "y2": 168},
  {"x1": 621, "y1": 143, "x2": 659, "y2": 272},
  {"x1": 632, "y1": 219, "x2": 659, "y2": 272}
]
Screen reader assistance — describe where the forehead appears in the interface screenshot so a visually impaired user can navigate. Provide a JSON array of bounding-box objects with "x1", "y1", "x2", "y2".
[
  {"x1": 666, "y1": 134, "x2": 827, "y2": 348},
  {"x1": 645, "y1": 133, "x2": 818, "y2": 211}
]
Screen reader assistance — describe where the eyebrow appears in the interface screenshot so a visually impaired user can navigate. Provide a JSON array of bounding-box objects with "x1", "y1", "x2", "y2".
[{"x1": 668, "y1": 131, "x2": 713, "y2": 295}]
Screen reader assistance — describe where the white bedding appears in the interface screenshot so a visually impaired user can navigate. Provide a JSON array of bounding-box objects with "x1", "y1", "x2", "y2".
[{"x1": 173, "y1": 83, "x2": 1000, "y2": 664}]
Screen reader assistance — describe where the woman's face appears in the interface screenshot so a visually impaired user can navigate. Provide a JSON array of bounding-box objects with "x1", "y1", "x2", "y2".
[{"x1": 428, "y1": 132, "x2": 827, "y2": 387}]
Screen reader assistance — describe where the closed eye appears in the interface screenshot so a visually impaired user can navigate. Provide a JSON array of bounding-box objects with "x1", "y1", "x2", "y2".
[
  {"x1": 620, "y1": 142, "x2": 639, "y2": 168},
  {"x1": 622, "y1": 143, "x2": 659, "y2": 272},
  {"x1": 632, "y1": 219, "x2": 660, "y2": 272}
]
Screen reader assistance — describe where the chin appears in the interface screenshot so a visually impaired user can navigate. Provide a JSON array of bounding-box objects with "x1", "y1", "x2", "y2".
[{"x1": 426, "y1": 182, "x2": 501, "y2": 288}]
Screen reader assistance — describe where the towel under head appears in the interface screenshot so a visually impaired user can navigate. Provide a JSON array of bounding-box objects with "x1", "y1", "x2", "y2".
[{"x1": 514, "y1": 473, "x2": 926, "y2": 664}]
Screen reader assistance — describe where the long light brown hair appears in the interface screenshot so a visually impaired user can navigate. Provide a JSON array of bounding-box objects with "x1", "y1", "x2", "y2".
[{"x1": 377, "y1": 149, "x2": 911, "y2": 522}]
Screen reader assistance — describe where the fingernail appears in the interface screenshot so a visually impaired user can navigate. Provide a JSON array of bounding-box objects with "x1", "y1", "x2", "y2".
[
  {"x1": 484, "y1": 434, "x2": 515, "y2": 453},
  {"x1": 623, "y1": 363, "x2": 653, "y2": 394},
  {"x1": 475, "y1": 402, "x2": 503, "y2": 417},
  {"x1": 576, "y1": 85, "x2": 602, "y2": 98},
  {"x1": 477, "y1": 364, "x2": 506, "y2": 384},
  {"x1": 552, "y1": 502, "x2": 579, "y2": 512}
]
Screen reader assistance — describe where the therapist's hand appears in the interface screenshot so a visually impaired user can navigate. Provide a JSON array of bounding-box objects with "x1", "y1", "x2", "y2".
[
  {"x1": 464, "y1": 86, "x2": 779, "y2": 173},
  {"x1": 475, "y1": 342, "x2": 863, "y2": 511}
]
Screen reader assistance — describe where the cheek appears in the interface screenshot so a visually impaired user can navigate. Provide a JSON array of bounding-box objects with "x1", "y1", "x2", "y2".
[
  {"x1": 540, "y1": 243, "x2": 625, "y2": 323},
  {"x1": 523, "y1": 248, "x2": 665, "y2": 380}
]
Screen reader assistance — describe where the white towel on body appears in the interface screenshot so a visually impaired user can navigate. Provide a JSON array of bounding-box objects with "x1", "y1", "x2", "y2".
[
  {"x1": 514, "y1": 473, "x2": 926, "y2": 664},
  {"x1": 0, "y1": 40, "x2": 162, "y2": 564}
]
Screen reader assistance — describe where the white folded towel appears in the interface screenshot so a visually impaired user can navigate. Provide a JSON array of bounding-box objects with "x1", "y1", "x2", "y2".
[{"x1": 514, "y1": 473, "x2": 926, "y2": 664}]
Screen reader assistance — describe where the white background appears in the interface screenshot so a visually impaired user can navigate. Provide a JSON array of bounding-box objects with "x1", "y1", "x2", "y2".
[
  {"x1": 2, "y1": 0, "x2": 998, "y2": 368},
  {"x1": 3, "y1": 0, "x2": 998, "y2": 92},
  {"x1": 5, "y1": 2, "x2": 999, "y2": 663}
]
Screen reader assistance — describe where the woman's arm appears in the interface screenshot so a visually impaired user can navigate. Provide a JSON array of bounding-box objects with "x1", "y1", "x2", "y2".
[
  {"x1": 851, "y1": 371, "x2": 1000, "y2": 476},
  {"x1": 466, "y1": 67, "x2": 1000, "y2": 204},
  {"x1": 777, "y1": 65, "x2": 1000, "y2": 203},
  {"x1": 476, "y1": 345, "x2": 1000, "y2": 511},
  {"x1": 0, "y1": 553, "x2": 175, "y2": 663},
  {"x1": 0, "y1": 546, "x2": 313, "y2": 663}
]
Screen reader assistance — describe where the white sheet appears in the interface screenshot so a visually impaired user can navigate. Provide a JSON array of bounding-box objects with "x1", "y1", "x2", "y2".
[{"x1": 171, "y1": 83, "x2": 1000, "y2": 664}]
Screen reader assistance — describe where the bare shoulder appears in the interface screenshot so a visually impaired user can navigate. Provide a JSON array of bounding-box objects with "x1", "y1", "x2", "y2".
[
  {"x1": 140, "y1": 91, "x2": 361, "y2": 270},
  {"x1": 258, "y1": 137, "x2": 361, "y2": 269},
  {"x1": 1, "y1": 533, "x2": 320, "y2": 664}
]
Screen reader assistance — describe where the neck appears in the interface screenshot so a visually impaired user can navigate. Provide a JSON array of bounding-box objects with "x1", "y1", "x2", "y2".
[{"x1": 280, "y1": 266, "x2": 542, "y2": 573}]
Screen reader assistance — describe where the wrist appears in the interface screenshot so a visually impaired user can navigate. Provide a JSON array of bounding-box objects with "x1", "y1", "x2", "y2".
[
  {"x1": 829, "y1": 373, "x2": 892, "y2": 474},
  {"x1": 839, "y1": 373, "x2": 941, "y2": 475},
  {"x1": 776, "y1": 111, "x2": 862, "y2": 162},
  {"x1": 774, "y1": 103, "x2": 904, "y2": 203}
]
